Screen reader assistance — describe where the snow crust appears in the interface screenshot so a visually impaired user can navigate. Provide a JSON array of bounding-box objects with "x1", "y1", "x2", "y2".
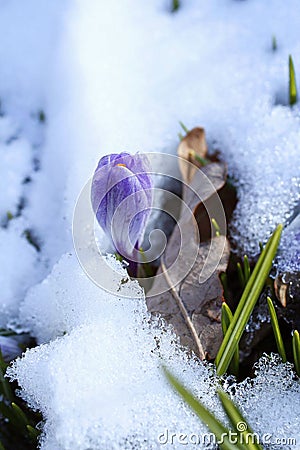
[
  {"x1": 231, "y1": 354, "x2": 300, "y2": 449},
  {"x1": 9, "y1": 253, "x2": 222, "y2": 449}
]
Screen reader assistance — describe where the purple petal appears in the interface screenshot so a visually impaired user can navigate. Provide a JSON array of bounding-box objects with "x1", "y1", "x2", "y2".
[
  {"x1": 91, "y1": 152, "x2": 153, "y2": 257},
  {"x1": 0, "y1": 336, "x2": 22, "y2": 362}
]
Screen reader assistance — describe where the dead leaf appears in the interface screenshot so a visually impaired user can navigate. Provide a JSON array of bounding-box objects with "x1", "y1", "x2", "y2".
[
  {"x1": 194, "y1": 182, "x2": 237, "y2": 242},
  {"x1": 182, "y1": 161, "x2": 229, "y2": 244},
  {"x1": 146, "y1": 160, "x2": 230, "y2": 360},
  {"x1": 147, "y1": 236, "x2": 230, "y2": 359},
  {"x1": 183, "y1": 161, "x2": 227, "y2": 210},
  {"x1": 155, "y1": 162, "x2": 227, "y2": 269},
  {"x1": 274, "y1": 275, "x2": 288, "y2": 308},
  {"x1": 178, "y1": 127, "x2": 208, "y2": 183},
  {"x1": 274, "y1": 273, "x2": 300, "y2": 331}
]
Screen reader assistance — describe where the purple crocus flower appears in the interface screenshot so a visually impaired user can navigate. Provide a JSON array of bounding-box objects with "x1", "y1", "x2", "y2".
[
  {"x1": 0, "y1": 335, "x2": 22, "y2": 362},
  {"x1": 91, "y1": 152, "x2": 153, "y2": 259}
]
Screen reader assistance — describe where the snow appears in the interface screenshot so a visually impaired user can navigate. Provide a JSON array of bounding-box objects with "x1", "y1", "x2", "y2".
[
  {"x1": 9, "y1": 252, "x2": 222, "y2": 449},
  {"x1": 1, "y1": 0, "x2": 300, "y2": 448},
  {"x1": 231, "y1": 354, "x2": 300, "y2": 448},
  {"x1": 8, "y1": 316, "x2": 219, "y2": 450},
  {"x1": 19, "y1": 252, "x2": 144, "y2": 344},
  {"x1": 17, "y1": 0, "x2": 300, "y2": 262},
  {"x1": 0, "y1": 134, "x2": 31, "y2": 221},
  {"x1": 0, "y1": 218, "x2": 40, "y2": 328}
]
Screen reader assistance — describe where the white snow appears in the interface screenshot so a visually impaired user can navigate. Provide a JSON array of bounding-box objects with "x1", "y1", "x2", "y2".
[
  {"x1": 9, "y1": 252, "x2": 223, "y2": 449},
  {"x1": 0, "y1": 134, "x2": 31, "y2": 220},
  {"x1": 19, "y1": 252, "x2": 145, "y2": 344},
  {"x1": 231, "y1": 354, "x2": 300, "y2": 448},
  {"x1": 1, "y1": 0, "x2": 300, "y2": 448},
  {"x1": 0, "y1": 218, "x2": 40, "y2": 328}
]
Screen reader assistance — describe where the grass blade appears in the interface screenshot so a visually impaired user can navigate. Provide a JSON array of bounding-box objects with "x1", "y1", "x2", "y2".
[
  {"x1": 138, "y1": 247, "x2": 154, "y2": 277},
  {"x1": 27, "y1": 424, "x2": 40, "y2": 440},
  {"x1": 243, "y1": 255, "x2": 250, "y2": 284},
  {"x1": 0, "y1": 348, "x2": 13, "y2": 402},
  {"x1": 163, "y1": 366, "x2": 246, "y2": 450},
  {"x1": 220, "y1": 273, "x2": 229, "y2": 301},
  {"x1": 212, "y1": 218, "x2": 221, "y2": 237},
  {"x1": 292, "y1": 330, "x2": 300, "y2": 376},
  {"x1": 267, "y1": 296, "x2": 287, "y2": 362},
  {"x1": 11, "y1": 402, "x2": 29, "y2": 430},
  {"x1": 218, "y1": 389, "x2": 262, "y2": 450},
  {"x1": 193, "y1": 153, "x2": 208, "y2": 166},
  {"x1": 0, "y1": 401, "x2": 18, "y2": 427},
  {"x1": 215, "y1": 225, "x2": 282, "y2": 375},
  {"x1": 187, "y1": 149, "x2": 209, "y2": 166},
  {"x1": 171, "y1": 0, "x2": 180, "y2": 12},
  {"x1": 237, "y1": 262, "x2": 245, "y2": 289},
  {"x1": 289, "y1": 55, "x2": 297, "y2": 106},
  {"x1": 179, "y1": 121, "x2": 189, "y2": 134},
  {"x1": 221, "y1": 303, "x2": 239, "y2": 376}
]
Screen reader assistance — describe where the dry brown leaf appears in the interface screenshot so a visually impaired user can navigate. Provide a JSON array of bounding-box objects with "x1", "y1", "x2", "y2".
[
  {"x1": 178, "y1": 127, "x2": 208, "y2": 183},
  {"x1": 147, "y1": 236, "x2": 230, "y2": 359},
  {"x1": 194, "y1": 182, "x2": 237, "y2": 242},
  {"x1": 274, "y1": 275, "x2": 288, "y2": 308},
  {"x1": 182, "y1": 162, "x2": 228, "y2": 245},
  {"x1": 146, "y1": 161, "x2": 230, "y2": 360},
  {"x1": 183, "y1": 161, "x2": 227, "y2": 210}
]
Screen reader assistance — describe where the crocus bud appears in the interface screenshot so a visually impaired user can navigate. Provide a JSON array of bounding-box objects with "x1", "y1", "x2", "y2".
[
  {"x1": 0, "y1": 336, "x2": 22, "y2": 362},
  {"x1": 91, "y1": 152, "x2": 153, "y2": 259}
]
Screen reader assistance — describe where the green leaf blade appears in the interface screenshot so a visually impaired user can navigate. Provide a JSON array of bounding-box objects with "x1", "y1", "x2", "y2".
[
  {"x1": 27, "y1": 424, "x2": 40, "y2": 440},
  {"x1": 221, "y1": 303, "x2": 239, "y2": 376},
  {"x1": 163, "y1": 366, "x2": 246, "y2": 450},
  {"x1": 215, "y1": 225, "x2": 283, "y2": 375},
  {"x1": 171, "y1": 0, "x2": 180, "y2": 13},
  {"x1": 218, "y1": 390, "x2": 262, "y2": 450},
  {"x1": 11, "y1": 402, "x2": 29, "y2": 430},
  {"x1": 292, "y1": 330, "x2": 300, "y2": 376},
  {"x1": 289, "y1": 55, "x2": 297, "y2": 106},
  {"x1": 179, "y1": 121, "x2": 189, "y2": 134},
  {"x1": 267, "y1": 296, "x2": 287, "y2": 362},
  {"x1": 237, "y1": 262, "x2": 245, "y2": 289},
  {"x1": 243, "y1": 255, "x2": 251, "y2": 284},
  {"x1": 0, "y1": 348, "x2": 14, "y2": 402}
]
